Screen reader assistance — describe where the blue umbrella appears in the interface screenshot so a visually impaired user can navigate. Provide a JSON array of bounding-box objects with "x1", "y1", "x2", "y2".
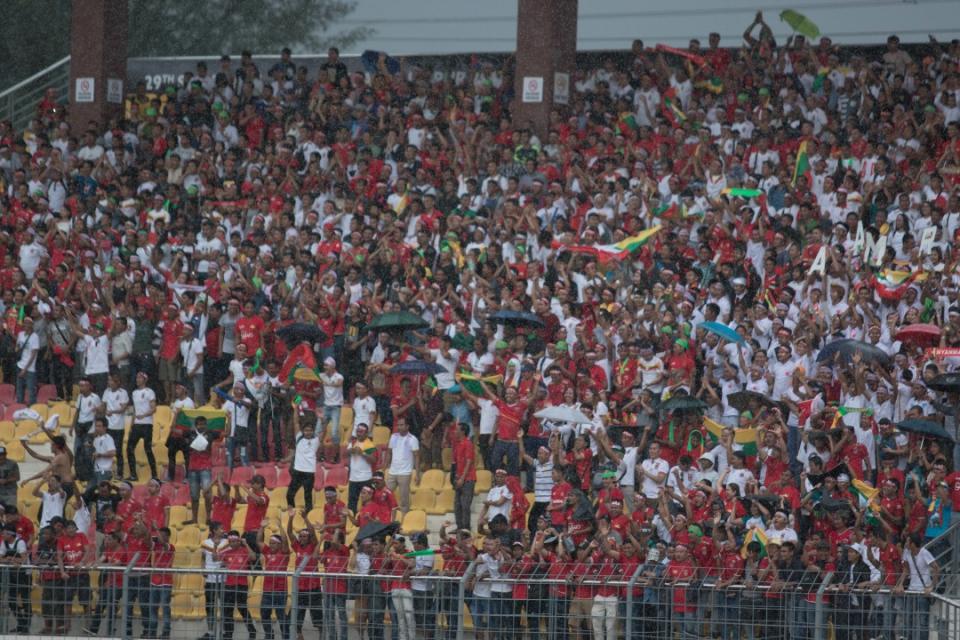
[
  {"x1": 699, "y1": 321, "x2": 744, "y2": 344},
  {"x1": 389, "y1": 359, "x2": 449, "y2": 376}
]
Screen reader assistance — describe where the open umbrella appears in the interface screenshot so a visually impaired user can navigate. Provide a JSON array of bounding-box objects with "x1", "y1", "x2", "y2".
[
  {"x1": 660, "y1": 395, "x2": 708, "y2": 412},
  {"x1": 355, "y1": 521, "x2": 400, "y2": 542},
  {"x1": 780, "y1": 9, "x2": 820, "y2": 39},
  {"x1": 275, "y1": 323, "x2": 328, "y2": 349},
  {"x1": 816, "y1": 339, "x2": 891, "y2": 367},
  {"x1": 390, "y1": 359, "x2": 449, "y2": 376},
  {"x1": 699, "y1": 321, "x2": 744, "y2": 344},
  {"x1": 534, "y1": 405, "x2": 594, "y2": 425},
  {"x1": 727, "y1": 390, "x2": 779, "y2": 414},
  {"x1": 895, "y1": 323, "x2": 941, "y2": 348},
  {"x1": 488, "y1": 310, "x2": 545, "y2": 329},
  {"x1": 365, "y1": 311, "x2": 429, "y2": 333},
  {"x1": 928, "y1": 373, "x2": 960, "y2": 392},
  {"x1": 896, "y1": 419, "x2": 955, "y2": 442}
]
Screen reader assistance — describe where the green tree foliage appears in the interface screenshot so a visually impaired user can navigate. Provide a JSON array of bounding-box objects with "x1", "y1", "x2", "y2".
[{"x1": 0, "y1": 0, "x2": 369, "y2": 89}]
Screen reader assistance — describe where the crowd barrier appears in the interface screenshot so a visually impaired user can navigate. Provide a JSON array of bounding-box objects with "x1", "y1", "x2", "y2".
[{"x1": 0, "y1": 555, "x2": 956, "y2": 640}]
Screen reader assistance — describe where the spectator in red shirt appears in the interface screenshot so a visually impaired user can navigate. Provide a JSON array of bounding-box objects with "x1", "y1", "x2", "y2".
[
  {"x1": 85, "y1": 530, "x2": 125, "y2": 636},
  {"x1": 236, "y1": 300, "x2": 265, "y2": 355},
  {"x1": 220, "y1": 530, "x2": 257, "y2": 640},
  {"x1": 283, "y1": 509, "x2": 322, "y2": 636},
  {"x1": 143, "y1": 478, "x2": 170, "y2": 532},
  {"x1": 145, "y1": 526, "x2": 176, "y2": 638},
  {"x1": 239, "y1": 474, "x2": 270, "y2": 551},
  {"x1": 452, "y1": 423, "x2": 477, "y2": 530},
  {"x1": 157, "y1": 304, "x2": 184, "y2": 402},
  {"x1": 257, "y1": 523, "x2": 290, "y2": 640}
]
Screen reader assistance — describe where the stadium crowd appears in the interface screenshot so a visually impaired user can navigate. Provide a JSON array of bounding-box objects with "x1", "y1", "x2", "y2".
[{"x1": 0, "y1": 9, "x2": 959, "y2": 640}]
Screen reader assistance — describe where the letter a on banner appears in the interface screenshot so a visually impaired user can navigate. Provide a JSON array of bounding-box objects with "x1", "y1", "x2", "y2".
[
  {"x1": 919, "y1": 226, "x2": 936, "y2": 255},
  {"x1": 809, "y1": 246, "x2": 827, "y2": 276},
  {"x1": 853, "y1": 222, "x2": 866, "y2": 253}
]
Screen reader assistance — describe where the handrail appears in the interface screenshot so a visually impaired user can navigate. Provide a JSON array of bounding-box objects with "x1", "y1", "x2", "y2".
[{"x1": 0, "y1": 56, "x2": 71, "y2": 99}]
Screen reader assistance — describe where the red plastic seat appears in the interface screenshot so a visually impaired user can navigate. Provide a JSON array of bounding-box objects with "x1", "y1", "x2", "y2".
[
  {"x1": 0, "y1": 385, "x2": 15, "y2": 405},
  {"x1": 36, "y1": 385, "x2": 58, "y2": 404},
  {"x1": 323, "y1": 464, "x2": 347, "y2": 487},
  {"x1": 312, "y1": 466, "x2": 326, "y2": 490},
  {"x1": 230, "y1": 466, "x2": 254, "y2": 486},
  {"x1": 257, "y1": 465, "x2": 280, "y2": 489},
  {"x1": 169, "y1": 483, "x2": 191, "y2": 506}
]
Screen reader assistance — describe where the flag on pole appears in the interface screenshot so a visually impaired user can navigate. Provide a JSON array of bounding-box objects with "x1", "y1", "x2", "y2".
[
  {"x1": 791, "y1": 141, "x2": 811, "y2": 187},
  {"x1": 662, "y1": 88, "x2": 686, "y2": 127},
  {"x1": 280, "y1": 343, "x2": 318, "y2": 383},
  {"x1": 553, "y1": 226, "x2": 661, "y2": 263},
  {"x1": 618, "y1": 112, "x2": 639, "y2": 135}
]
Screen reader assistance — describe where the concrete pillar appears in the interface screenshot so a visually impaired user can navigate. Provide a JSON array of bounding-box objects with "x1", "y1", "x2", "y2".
[
  {"x1": 513, "y1": 0, "x2": 578, "y2": 136},
  {"x1": 68, "y1": 0, "x2": 128, "y2": 133}
]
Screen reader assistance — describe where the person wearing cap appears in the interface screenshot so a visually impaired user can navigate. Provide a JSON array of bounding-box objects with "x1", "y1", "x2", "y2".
[
  {"x1": 127, "y1": 370, "x2": 159, "y2": 481},
  {"x1": 0, "y1": 522, "x2": 30, "y2": 632}
]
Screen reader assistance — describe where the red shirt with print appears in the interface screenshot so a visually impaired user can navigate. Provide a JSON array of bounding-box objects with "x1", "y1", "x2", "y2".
[
  {"x1": 151, "y1": 541, "x2": 175, "y2": 587},
  {"x1": 236, "y1": 315, "x2": 265, "y2": 353},
  {"x1": 221, "y1": 545, "x2": 252, "y2": 586},
  {"x1": 262, "y1": 549, "x2": 290, "y2": 592}
]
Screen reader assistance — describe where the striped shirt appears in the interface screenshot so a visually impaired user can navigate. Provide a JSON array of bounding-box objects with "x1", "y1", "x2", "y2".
[{"x1": 534, "y1": 460, "x2": 554, "y2": 503}]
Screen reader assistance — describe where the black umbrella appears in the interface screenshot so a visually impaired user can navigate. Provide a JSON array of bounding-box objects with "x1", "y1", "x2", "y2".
[
  {"x1": 355, "y1": 521, "x2": 400, "y2": 542},
  {"x1": 928, "y1": 373, "x2": 960, "y2": 392},
  {"x1": 275, "y1": 323, "x2": 327, "y2": 349},
  {"x1": 389, "y1": 359, "x2": 449, "y2": 376},
  {"x1": 805, "y1": 463, "x2": 852, "y2": 488},
  {"x1": 660, "y1": 395, "x2": 708, "y2": 412},
  {"x1": 365, "y1": 311, "x2": 430, "y2": 333},
  {"x1": 896, "y1": 419, "x2": 956, "y2": 442},
  {"x1": 488, "y1": 310, "x2": 546, "y2": 329},
  {"x1": 727, "y1": 390, "x2": 779, "y2": 414},
  {"x1": 816, "y1": 339, "x2": 891, "y2": 367}
]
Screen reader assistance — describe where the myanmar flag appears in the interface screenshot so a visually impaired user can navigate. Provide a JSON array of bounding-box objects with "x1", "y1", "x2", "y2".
[
  {"x1": 394, "y1": 190, "x2": 410, "y2": 215},
  {"x1": 553, "y1": 226, "x2": 661, "y2": 263},
  {"x1": 618, "y1": 112, "x2": 639, "y2": 135},
  {"x1": 173, "y1": 408, "x2": 227, "y2": 437},
  {"x1": 873, "y1": 269, "x2": 920, "y2": 302},
  {"x1": 851, "y1": 478, "x2": 880, "y2": 511},
  {"x1": 662, "y1": 88, "x2": 686, "y2": 127},
  {"x1": 456, "y1": 370, "x2": 504, "y2": 396},
  {"x1": 740, "y1": 527, "x2": 768, "y2": 559},
  {"x1": 703, "y1": 416, "x2": 758, "y2": 457},
  {"x1": 791, "y1": 141, "x2": 811, "y2": 187},
  {"x1": 280, "y1": 343, "x2": 318, "y2": 383}
]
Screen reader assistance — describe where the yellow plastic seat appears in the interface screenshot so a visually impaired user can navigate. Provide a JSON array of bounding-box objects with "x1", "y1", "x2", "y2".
[
  {"x1": 152, "y1": 442, "x2": 169, "y2": 466},
  {"x1": 4, "y1": 441, "x2": 25, "y2": 462},
  {"x1": 475, "y1": 469, "x2": 492, "y2": 493},
  {"x1": 28, "y1": 404, "x2": 49, "y2": 421},
  {"x1": 410, "y1": 490, "x2": 435, "y2": 512},
  {"x1": 400, "y1": 509, "x2": 426, "y2": 534},
  {"x1": 231, "y1": 505, "x2": 248, "y2": 531},
  {"x1": 176, "y1": 525, "x2": 202, "y2": 550},
  {"x1": 372, "y1": 426, "x2": 391, "y2": 447},
  {"x1": 441, "y1": 447, "x2": 453, "y2": 470},
  {"x1": 0, "y1": 421, "x2": 14, "y2": 442},
  {"x1": 172, "y1": 593, "x2": 196, "y2": 619},
  {"x1": 418, "y1": 469, "x2": 445, "y2": 492},
  {"x1": 430, "y1": 489, "x2": 455, "y2": 515},
  {"x1": 174, "y1": 549, "x2": 201, "y2": 568},
  {"x1": 154, "y1": 405, "x2": 173, "y2": 429},
  {"x1": 176, "y1": 572, "x2": 204, "y2": 592}
]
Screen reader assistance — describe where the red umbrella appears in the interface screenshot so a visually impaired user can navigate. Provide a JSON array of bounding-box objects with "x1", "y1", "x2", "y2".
[{"x1": 894, "y1": 323, "x2": 941, "y2": 348}]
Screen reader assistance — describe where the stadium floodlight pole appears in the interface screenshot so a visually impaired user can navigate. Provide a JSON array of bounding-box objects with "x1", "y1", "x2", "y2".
[
  {"x1": 513, "y1": 0, "x2": 578, "y2": 137},
  {"x1": 68, "y1": 0, "x2": 129, "y2": 133},
  {"x1": 119, "y1": 552, "x2": 139, "y2": 640}
]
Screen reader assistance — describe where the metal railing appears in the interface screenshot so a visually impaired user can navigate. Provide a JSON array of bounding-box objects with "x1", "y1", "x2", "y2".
[
  {"x1": 0, "y1": 56, "x2": 70, "y2": 131},
  {"x1": 0, "y1": 557, "x2": 955, "y2": 640},
  {"x1": 925, "y1": 521, "x2": 960, "y2": 596}
]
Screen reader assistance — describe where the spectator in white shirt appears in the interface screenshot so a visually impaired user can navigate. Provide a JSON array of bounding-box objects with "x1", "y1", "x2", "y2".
[
  {"x1": 351, "y1": 381, "x2": 377, "y2": 437},
  {"x1": 70, "y1": 318, "x2": 111, "y2": 394},
  {"x1": 479, "y1": 469, "x2": 513, "y2": 524},
  {"x1": 285, "y1": 410, "x2": 321, "y2": 512},
  {"x1": 101, "y1": 374, "x2": 129, "y2": 477},
  {"x1": 180, "y1": 324, "x2": 206, "y2": 404},
  {"x1": 91, "y1": 418, "x2": 116, "y2": 485},
  {"x1": 128, "y1": 371, "x2": 158, "y2": 481},
  {"x1": 14, "y1": 316, "x2": 39, "y2": 405},
  {"x1": 224, "y1": 382, "x2": 254, "y2": 469},
  {"x1": 318, "y1": 357, "x2": 344, "y2": 452},
  {"x1": 384, "y1": 416, "x2": 420, "y2": 515}
]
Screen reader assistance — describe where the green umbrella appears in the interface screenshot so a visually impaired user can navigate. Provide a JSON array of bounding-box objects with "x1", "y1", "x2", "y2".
[
  {"x1": 364, "y1": 310, "x2": 430, "y2": 333},
  {"x1": 780, "y1": 9, "x2": 820, "y2": 40}
]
